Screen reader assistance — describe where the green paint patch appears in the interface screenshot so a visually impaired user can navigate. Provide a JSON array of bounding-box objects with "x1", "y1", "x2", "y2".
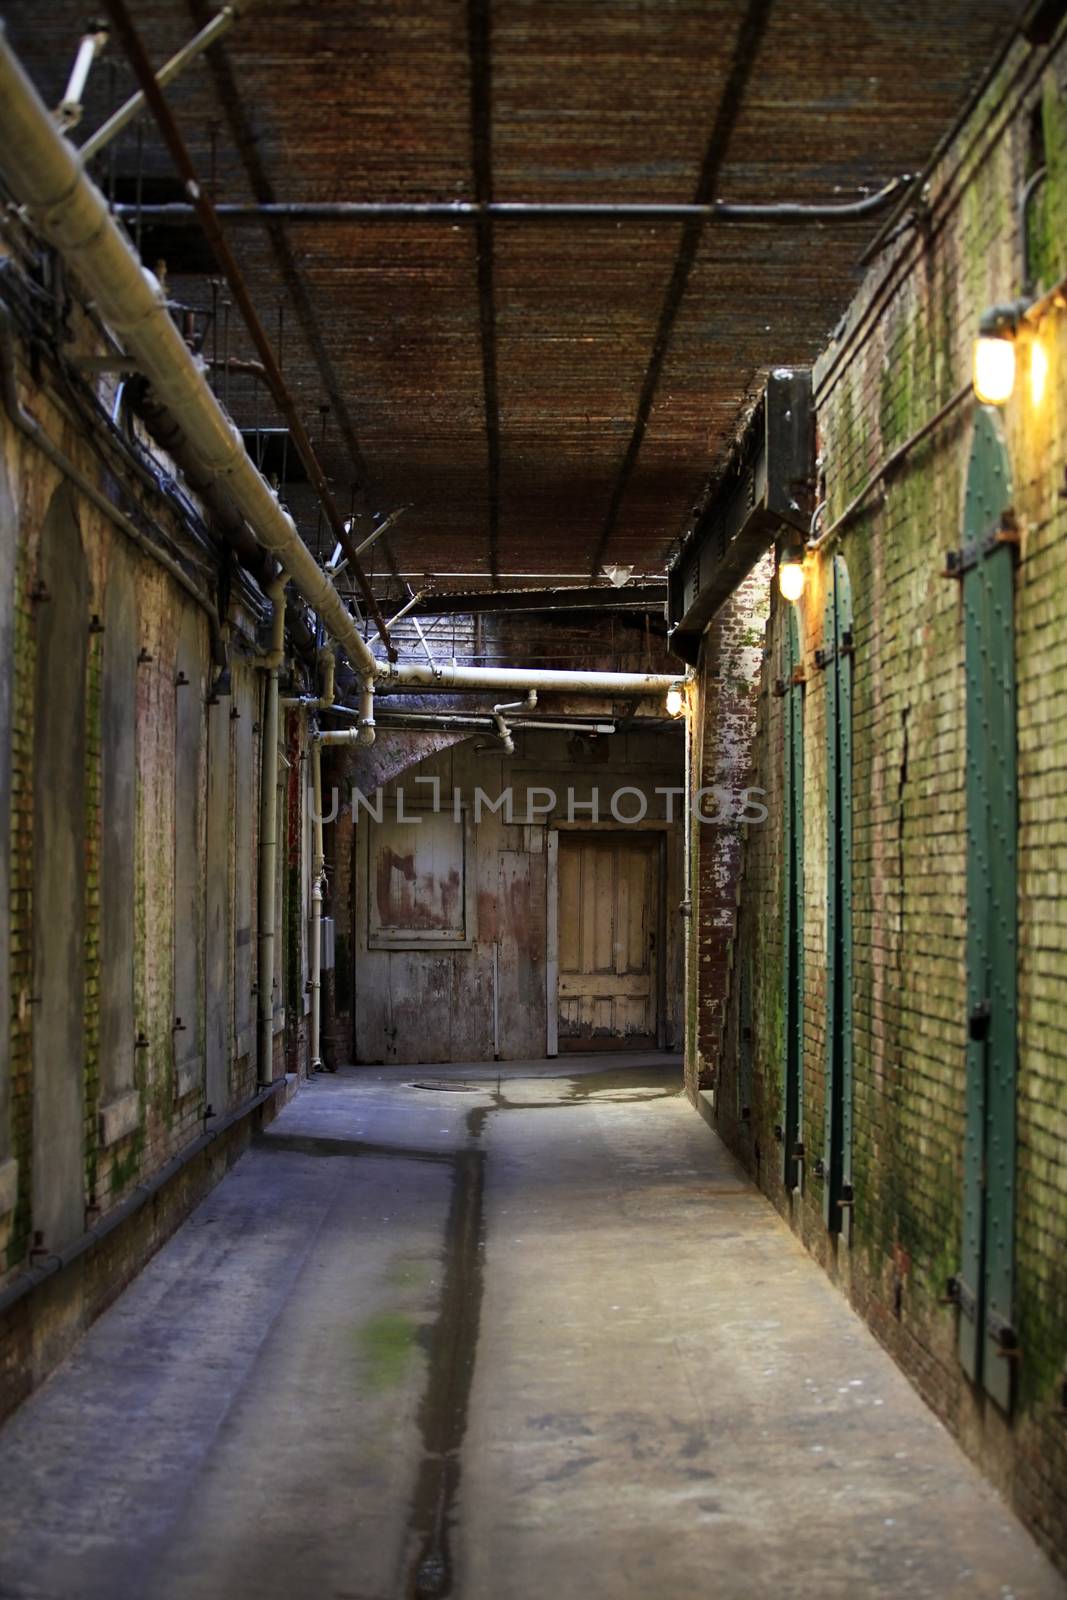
[{"x1": 355, "y1": 1311, "x2": 418, "y2": 1388}]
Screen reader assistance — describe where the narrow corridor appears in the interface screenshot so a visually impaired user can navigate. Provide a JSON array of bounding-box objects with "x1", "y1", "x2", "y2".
[{"x1": 0, "y1": 1057, "x2": 1060, "y2": 1600}]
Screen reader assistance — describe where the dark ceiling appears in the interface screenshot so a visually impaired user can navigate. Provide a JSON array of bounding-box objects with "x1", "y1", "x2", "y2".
[{"x1": 6, "y1": 0, "x2": 1022, "y2": 599}]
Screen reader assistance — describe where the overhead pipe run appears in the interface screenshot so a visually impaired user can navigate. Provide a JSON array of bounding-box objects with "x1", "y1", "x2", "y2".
[
  {"x1": 377, "y1": 663, "x2": 677, "y2": 695},
  {"x1": 0, "y1": 25, "x2": 384, "y2": 685},
  {"x1": 117, "y1": 180, "x2": 910, "y2": 227},
  {"x1": 0, "y1": 30, "x2": 682, "y2": 717}
]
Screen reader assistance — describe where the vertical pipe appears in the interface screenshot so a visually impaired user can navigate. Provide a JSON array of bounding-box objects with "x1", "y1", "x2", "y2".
[
  {"x1": 309, "y1": 738, "x2": 325, "y2": 1072},
  {"x1": 358, "y1": 677, "x2": 376, "y2": 746},
  {"x1": 492, "y1": 941, "x2": 500, "y2": 1061},
  {"x1": 256, "y1": 574, "x2": 286, "y2": 1084},
  {"x1": 682, "y1": 681, "x2": 694, "y2": 1085}
]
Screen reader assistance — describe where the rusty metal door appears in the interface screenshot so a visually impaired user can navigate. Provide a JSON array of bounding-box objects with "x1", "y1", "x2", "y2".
[{"x1": 557, "y1": 833, "x2": 659, "y2": 1050}]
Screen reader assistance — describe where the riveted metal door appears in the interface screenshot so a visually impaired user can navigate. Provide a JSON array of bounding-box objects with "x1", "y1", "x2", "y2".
[
  {"x1": 781, "y1": 607, "x2": 805, "y2": 1188},
  {"x1": 958, "y1": 406, "x2": 1018, "y2": 1414},
  {"x1": 822, "y1": 555, "x2": 854, "y2": 1230}
]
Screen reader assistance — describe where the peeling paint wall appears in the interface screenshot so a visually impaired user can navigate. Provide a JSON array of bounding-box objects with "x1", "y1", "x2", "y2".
[
  {"x1": 0, "y1": 315, "x2": 310, "y2": 1410},
  {"x1": 347, "y1": 727, "x2": 684, "y2": 1065}
]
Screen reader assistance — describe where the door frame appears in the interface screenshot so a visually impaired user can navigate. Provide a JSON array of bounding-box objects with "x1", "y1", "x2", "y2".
[{"x1": 546, "y1": 821, "x2": 669, "y2": 1057}]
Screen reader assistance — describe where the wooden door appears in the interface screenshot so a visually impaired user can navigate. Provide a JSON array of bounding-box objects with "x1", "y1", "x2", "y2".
[{"x1": 557, "y1": 834, "x2": 658, "y2": 1050}]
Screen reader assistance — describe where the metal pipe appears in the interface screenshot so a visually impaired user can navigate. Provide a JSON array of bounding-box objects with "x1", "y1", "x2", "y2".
[
  {"x1": 282, "y1": 643, "x2": 335, "y2": 709},
  {"x1": 385, "y1": 589, "x2": 427, "y2": 628},
  {"x1": 0, "y1": 27, "x2": 383, "y2": 685},
  {"x1": 494, "y1": 690, "x2": 537, "y2": 713},
  {"x1": 358, "y1": 678, "x2": 376, "y2": 746},
  {"x1": 79, "y1": 3, "x2": 254, "y2": 165},
  {"x1": 256, "y1": 573, "x2": 286, "y2": 1083},
  {"x1": 380, "y1": 662, "x2": 676, "y2": 695},
  {"x1": 492, "y1": 943, "x2": 500, "y2": 1061},
  {"x1": 56, "y1": 22, "x2": 109, "y2": 131},
  {"x1": 352, "y1": 503, "x2": 409, "y2": 557},
  {"x1": 99, "y1": 0, "x2": 394, "y2": 654},
  {"x1": 114, "y1": 182, "x2": 909, "y2": 227},
  {"x1": 309, "y1": 737, "x2": 324, "y2": 1072}
]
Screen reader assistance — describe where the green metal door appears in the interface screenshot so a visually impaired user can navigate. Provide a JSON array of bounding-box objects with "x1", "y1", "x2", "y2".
[
  {"x1": 957, "y1": 406, "x2": 1018, "y2": 1414},
  {"x1": 738, "y1": 941, "x2": 753, "y2": 1123},
  {"x1": 781, "y1": 607, "x2": 805, "y2": 1189},
  {"x1": 822, "y1": 555, "x2": 854, "y2": 1230}
]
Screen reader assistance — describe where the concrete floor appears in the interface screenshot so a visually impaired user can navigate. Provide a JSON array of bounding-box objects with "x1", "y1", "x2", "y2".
[{"x1": 0, "y1": 1057, "x2": 1063, "y2": 1600}]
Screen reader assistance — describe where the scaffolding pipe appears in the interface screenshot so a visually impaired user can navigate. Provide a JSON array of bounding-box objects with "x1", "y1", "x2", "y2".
[
  {"x1": 256, "y1": 573, "x2": 286, "y2": 1083},
  {"x1": 0, "y1": 25, "x2": 385, "y2": 683},
  {"x1": 79, "y1": 2, "x2": 256, "y2": 165}
]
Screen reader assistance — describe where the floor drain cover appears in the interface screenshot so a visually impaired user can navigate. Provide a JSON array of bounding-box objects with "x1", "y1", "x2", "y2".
[{"x1": 408, "y1": 1079, "x2": 483, "y2": 1093}]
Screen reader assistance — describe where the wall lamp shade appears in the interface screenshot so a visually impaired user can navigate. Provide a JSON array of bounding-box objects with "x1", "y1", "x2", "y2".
[
  {"x1": 778, "y1": 550, "x2": 805, "y2": 603},
  {"x1": 973, "y1": 334, "x2": 1016, "y2": 405},
  {"x1": 973, "y1": 303, "x2": 1023, "y2": 405},
  {"x1": 666, "y1": 681, "x2": 686, "y2": 718}
]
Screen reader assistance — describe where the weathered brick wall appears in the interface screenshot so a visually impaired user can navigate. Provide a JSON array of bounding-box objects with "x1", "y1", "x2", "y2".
[
  {"x1": 685, "y1": 557, "x2": 772, "y2": 1100},
  {"x1": 0, "y1": 313, "x2": 308, "y2": 1399},
  {"x1": 705, "y1": 27, "x2": 1067, "y2": 1569}
]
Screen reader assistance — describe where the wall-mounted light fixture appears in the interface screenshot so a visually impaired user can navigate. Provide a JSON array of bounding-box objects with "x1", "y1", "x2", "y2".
[
  {"x1": 973, "y1": 303, "x2": 1024, "y2": 405},
  {"x1": 665, "y1": 679, "x2": 687, "y2": 718},
  {"x1": 778, "y1": 545, "x2": 806, "y2": 603}
]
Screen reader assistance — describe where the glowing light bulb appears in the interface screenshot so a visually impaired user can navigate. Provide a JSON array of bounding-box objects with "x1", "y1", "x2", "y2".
[
  {"x1": 778, "y1": 556, "x2": 805, "y2": 603},
  {"x1": 1029, "y1": 337, "x2": 1048, "y2": 407},
  {"x1": 666, "y1": 682, "x2": 685, "y2": 718},
  {"x1": 973, "y1": 335, "x2": 1016, "y2": 405}
]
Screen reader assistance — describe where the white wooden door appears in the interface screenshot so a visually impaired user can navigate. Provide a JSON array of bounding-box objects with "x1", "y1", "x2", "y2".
[{"x1": 557, "y1": 833, "x2": 658, "y2": 1050}]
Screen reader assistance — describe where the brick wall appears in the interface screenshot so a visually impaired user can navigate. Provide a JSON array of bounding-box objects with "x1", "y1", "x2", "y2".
[
  {"x1": 0, "y1": 309, "x2": 309, "y2": 1407},
  {"x1": 701, "y1": 25, "x2": 1067, "y2": 1570},
  {"x1": 685, "y1": 557, "x2": 772, "y2": 1100}
]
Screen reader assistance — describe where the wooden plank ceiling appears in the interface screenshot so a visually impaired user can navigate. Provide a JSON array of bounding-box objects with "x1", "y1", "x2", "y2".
[{"x1": 7, "y1": 0, "x2": 1020, "y2": 601}]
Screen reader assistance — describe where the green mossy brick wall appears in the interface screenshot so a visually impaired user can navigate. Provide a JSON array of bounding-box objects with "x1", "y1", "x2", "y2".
[{"x1": 705, "y1": 31, "x2": 1067, "y2": 1572}]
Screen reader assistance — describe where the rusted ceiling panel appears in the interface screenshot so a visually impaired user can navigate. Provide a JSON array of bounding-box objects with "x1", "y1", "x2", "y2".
[{"x1": 4, "y1": 0, "x2": 1021, "y2": 596}]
